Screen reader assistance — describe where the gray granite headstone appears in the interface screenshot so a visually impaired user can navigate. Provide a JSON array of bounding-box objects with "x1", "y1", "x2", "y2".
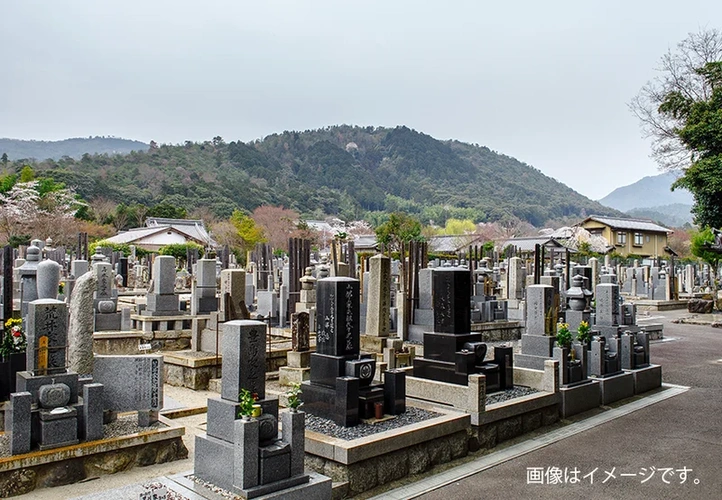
[
  {"x1": 93, "y1": 355, "x2": 163, "y2": 412},
  {"x1": 219, "y1": 269, "x2": 246, "y2": 321},
  {"x1": 508, "y1": 257, "x2": 524, "y2": 300},
  {"x1": 71, "y1": 259, "x2": 89, "y2": 279},
  {"x1": 365, "y1": 254, "x2": 391, "y2": 337},
  {"x1": 36, "y1": 259, "x2": 61, "y2": 300},
  {"x1": 525, "y1": 285, "x2": 556, "y2": 336},
  {"x1": 596, "y1": 282, "x2": 620, "y2": 326},
  {"x1": 94, "y1": 262, "x2": 114, "y2": 301},
  {"x1": 27, "y1": 299, "x2": 68, "y2": 375},
  {"x1": 221, "y1": 320, "x2": 267, "y2": 401},
  {"x1": 68, "y1": 270, "x2": 97, "y2": 376}
]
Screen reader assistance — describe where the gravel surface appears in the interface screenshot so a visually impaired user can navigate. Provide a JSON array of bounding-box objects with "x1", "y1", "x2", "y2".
[
  {"x1": 486, "y1": 386, "x2": 538, "y2": 405},
  {"x1": 305, "y1": 406, "x2": 441, "y2": 441},
  {"x1": 187, "y1": 476, "x2": 241, "y2": 499},
  {"x1": 0, "y1": 414, "x2": 166, "y2": 458},
  {"x1": 140, "y1": 482, "x2": 190, "y2": 500}
]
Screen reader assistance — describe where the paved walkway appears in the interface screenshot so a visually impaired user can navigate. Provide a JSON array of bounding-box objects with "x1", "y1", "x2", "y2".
[
  {"x1": 406, "y1": 312, "x2": 722, "y2": 500},
  {"x1": 15, "y1": 309, "x2": 722, "y2": 500}
]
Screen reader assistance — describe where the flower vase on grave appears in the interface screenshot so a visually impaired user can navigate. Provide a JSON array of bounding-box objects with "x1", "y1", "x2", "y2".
[{"x1": 252, "y1": 404, "x2": 262, "y2": 418}]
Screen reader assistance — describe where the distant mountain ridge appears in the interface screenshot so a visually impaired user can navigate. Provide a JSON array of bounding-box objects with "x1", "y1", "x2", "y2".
[
  {"x1": 0, "y1": 137, "x2": 149, "y2": 160},
  {"x1": 8, "y1": 126, "x2": 622, "y2": 226},
  {"x1": 598, "y1": 172, "x2": 693, "y2": 212}
]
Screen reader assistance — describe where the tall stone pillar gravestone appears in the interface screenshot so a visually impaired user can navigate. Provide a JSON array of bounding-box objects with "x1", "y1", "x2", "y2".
[
  {"x1": 515, "y1": 284, "x2": 558, "y2": 370},
  {"x1": 412, "y1": 268, "x2": 513, "y2": 392},
  {"x1": 143, "y1": 255, "x2": 180, "y2": 315},
  {"x1": 17, "y1": 243, "x2": 41, "y2": 316},
  {"x1": 93, "y1": 261, "x2": 122, "y2": 331},
  {"x1": 192, "y1": 258, "x2": 218, "y2": 315},
  {"x1": 218, "y1": 268, "x2": 246, "y2": 322},
  {"x1": 303, "y1": 277, "x2": 406, "y2": 426},
  {"x1": 279, "y1": 311, "x2": 312, "y2": 386}
]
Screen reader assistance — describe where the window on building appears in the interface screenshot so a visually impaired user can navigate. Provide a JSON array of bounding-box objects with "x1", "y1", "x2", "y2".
[
  {"x1": 634, "y1": 233, "x2": 643, "y2": 246},
  {"x1": 617, "y1": 232, "x2": 626, "y2": 245}
]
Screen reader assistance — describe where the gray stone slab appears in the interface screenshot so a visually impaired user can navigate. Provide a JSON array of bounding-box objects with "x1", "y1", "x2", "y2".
[
  {"x1": 234, "y1": 417, "x2": 259, "y2": 491},
  {"x1": 525, "y1": 285, "x2": 556, "y2": 336},
  {"x1": 194, "y1": 433, "x2": 236, "y2": 492},
  {"x1": 7, "y1": 391, "x2": 32, "y2": 454},
  {"x1": 595, "y1": 371, "x2": 634, "y2": 405},
  {"x1": 83, "y1": 383, "x2": 104, "y2": 441},
  {"x1": 93, "y1": 355, "x2": 163, "y2": 412},
  {"x1": 559, "y1": 379, "x2": 600, "y2": 418},
  {"x1": 630, "y1": 364, "x2": 662, "y2": 394},
  {"x1": 94, "y1": 311, "x2": 122, "y2": 331},
  {"x1": 94, "y1": 262, "x2": 114, "y2": 300},
  {"x1": 16, "y1": 371, "x2": 80, "y2": 405},
  {"x1": 514, "y1": 353, "x2": 549, "y2": 371},
  {"x1": 418, "y1": 268, "x2": 433, "y2": 310},
  {"x1": 221, "y1": 320, "x2": 267, "y2": 401},
  {"x1": 154, "y1": 256, "x2": 177, "y2": 295},
  {"x1": 282, "y1": 410, "x2": 305, "y2": 476},
  {"x1": 39, "y1": 408, "x2": 79, "y2": 449},
  {"x1": 146, "y1": 293, "x2": 179, "y2": 313},
  {"x1": 520, "y1": 334, "x2": 555, "y2": 358}
]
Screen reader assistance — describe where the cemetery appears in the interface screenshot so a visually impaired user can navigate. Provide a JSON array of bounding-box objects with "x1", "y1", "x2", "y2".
[{"x1": 0, "y1": 226, "x2": 704, "y2": 499}]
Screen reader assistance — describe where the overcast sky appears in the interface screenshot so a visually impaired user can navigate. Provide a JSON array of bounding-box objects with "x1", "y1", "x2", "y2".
[{"x1": 1, "y1": 1, "x2": 720, "y2": 200}]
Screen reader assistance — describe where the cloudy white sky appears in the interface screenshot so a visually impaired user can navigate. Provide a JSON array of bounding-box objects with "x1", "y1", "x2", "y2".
[{"x1": 1, "y1": 1, "x2": 720, "y2": 200}]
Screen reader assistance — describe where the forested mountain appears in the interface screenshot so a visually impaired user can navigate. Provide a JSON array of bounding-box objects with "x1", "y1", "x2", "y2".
[
  {"x1": 7, "y1": 126, "x2": 621, "y2": 226},
  {"x1": 0, "y1": 137, "x2": 148, "y2": 160}
]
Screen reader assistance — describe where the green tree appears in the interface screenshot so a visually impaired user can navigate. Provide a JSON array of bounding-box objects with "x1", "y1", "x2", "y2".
[
  {"x1": 375, "y1": 212, "x2": 424, "y2": 254},
  {"x1": 438, "y1": 218, "x2": 476, "y2": 235},
  {"x1": 230, "y1": 210, "x2": 266, "y2": 251},
  {"x1": 148, "y1": 201, "x2": 187, "y2": 219},
  {"x1": 1, "y1": 153, "x2": 8, "y2": 166},
  {"x1": 19, "y1": 165, "x2": 34, "y2": 182},
  {"x1": 690, "y1": 228, "x2": 721, "y2": 291}
]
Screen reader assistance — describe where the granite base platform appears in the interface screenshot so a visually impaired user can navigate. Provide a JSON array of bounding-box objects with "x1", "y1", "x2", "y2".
[
  {"x1": 0, "y1": 416, "x2": 187, "y2": 498},
  {"x1": 627, "y1": 364, "x2": 663, "y2": 394},
  {"x1": 559, "y1": 379, "x2": 601, "y2": 418},
  {"x1": 592, "y1": 371, "x2": 635, "y2": 405},
  {"x1": 304, "y1": 405, "x2": 469, "y2": 497}
]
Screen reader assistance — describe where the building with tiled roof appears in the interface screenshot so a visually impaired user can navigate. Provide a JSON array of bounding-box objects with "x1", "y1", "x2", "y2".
[{"x1": 577, "y1": 216, "x2": 672, "y2": 258}]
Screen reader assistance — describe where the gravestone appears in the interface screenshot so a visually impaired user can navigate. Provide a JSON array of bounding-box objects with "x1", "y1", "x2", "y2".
[
  {"x1": 36, "y1": 259, "x2": 61, "y2": 300},
  {"x1": 279, "y1": 312, "x2": 312, "y2": 386},
  {"x1": 93, "y1": 261, "x2": 122, "y2": 331},
  {"x1": 515, "y1": 284, "x2": 557, "y2": 371},
  {"x1": 94, "y1": 355, "x2": 163, "y2": 422},
  {"x1": 8, "y1": 298, "x2": 106, "y2": 452},
  {"x1": 219, "y1": 269, "x2": 246, "y2": 322},
  {"x1": 17, "y1": 243, "x2": 41, "y2": 316},
  {"x1": 192, "y1": 258, "x2": 218, "y2": 315},
  {"x1": 68, "y1": 270, "x2": 97, "y2": 376},
  {"x1": 413, "y1": 268, "x2": 513, "y2": 391},
  {"x1": 144, "y1": 256, "x2": 180, "y2": 315},
  {"x1": 194, "y1": 318, "x2": 331, "y2": 498},
  {"x1": 26, "y1": 299, "x2": 68, "y2": 376},
  {"x1": 508, "y1": 257, "x2": 524, "y2": 301},
  {"x1": 303, "y1": 277, "x2": 406, "y2": 426}
]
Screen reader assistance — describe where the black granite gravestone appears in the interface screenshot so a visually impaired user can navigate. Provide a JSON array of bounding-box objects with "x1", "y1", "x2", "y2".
[
  {"x1": 413, "y1": 268, "x2": 513, "y2": 390},
  {"x1": 303, "y1": 277, "x2": 405, "y2": 426}
]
